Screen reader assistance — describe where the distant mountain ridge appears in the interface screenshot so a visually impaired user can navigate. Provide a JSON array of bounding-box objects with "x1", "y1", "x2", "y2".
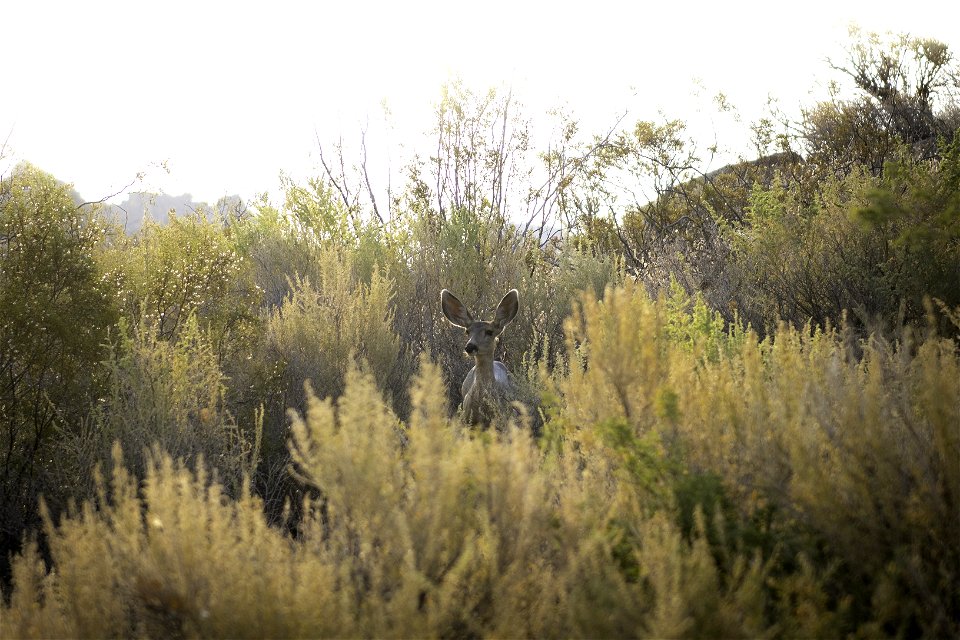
[{"x1": 102, "y1": 192, "x2": 242, "y2": 234}]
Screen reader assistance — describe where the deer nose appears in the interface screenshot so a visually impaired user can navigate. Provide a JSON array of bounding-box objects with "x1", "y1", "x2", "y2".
[{"x1": 465, "y1": 342, "x2": 478, "y2": 354}]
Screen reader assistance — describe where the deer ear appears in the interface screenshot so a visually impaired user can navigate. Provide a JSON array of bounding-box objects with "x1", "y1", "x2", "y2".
[
  {"x1": 493, "y1": 289, "x2": 519, "y2": 329},
  {"x1": 441, "y1": 290, "x2": 474, "y2": 328}
]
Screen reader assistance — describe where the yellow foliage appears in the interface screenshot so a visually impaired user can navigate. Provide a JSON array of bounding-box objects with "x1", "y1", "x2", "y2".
[{"x1": 3, "y1": 284, "x2": 957, "y2": 638}]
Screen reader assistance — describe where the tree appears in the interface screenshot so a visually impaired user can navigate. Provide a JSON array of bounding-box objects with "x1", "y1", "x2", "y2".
[
  {"x1": 107, "y1": 210, "x2": 252, "y2": 348},
  {"x1": 803, "y1": 29, "x2": 960, "y2": 174},
  {"x1": 0, "y1": 163, "x2": 116, "y2": 566}
]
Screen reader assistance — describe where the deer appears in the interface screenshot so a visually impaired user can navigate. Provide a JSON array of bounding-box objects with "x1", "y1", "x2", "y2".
[{"x1": 440, "y1": 288, "x2": 519, "y2": 426}]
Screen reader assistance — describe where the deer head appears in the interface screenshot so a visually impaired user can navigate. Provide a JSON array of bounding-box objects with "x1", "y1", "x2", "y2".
[{"x1": 441, "y1": 289, "x2": 519, "y2": 359}]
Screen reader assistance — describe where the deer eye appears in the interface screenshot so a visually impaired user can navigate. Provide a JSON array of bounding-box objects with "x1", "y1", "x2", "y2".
[{"x1": 485, "y1": 329, "x2": 494, "y2": 337}]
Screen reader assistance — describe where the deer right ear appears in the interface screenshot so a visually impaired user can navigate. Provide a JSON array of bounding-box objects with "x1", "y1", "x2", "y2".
[
  {"x1": 493, "y1": 289, "x2": 519, "y2": 329},
  {"x1": 441, "y1": 290, "x2": 474, "y2": 328}
]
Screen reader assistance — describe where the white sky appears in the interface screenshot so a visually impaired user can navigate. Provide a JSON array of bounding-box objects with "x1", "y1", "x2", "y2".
[{"x1": 1, "y1": 0, "x2": 957, "y2": 205}]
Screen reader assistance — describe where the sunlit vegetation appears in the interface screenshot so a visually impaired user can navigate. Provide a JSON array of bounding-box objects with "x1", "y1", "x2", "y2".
[{"x1": 2, "y1": 30, "x2": 958, "y2": 637}]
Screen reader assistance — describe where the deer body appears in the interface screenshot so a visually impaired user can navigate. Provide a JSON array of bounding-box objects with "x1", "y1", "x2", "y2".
[{"x1": 441, "y1": 289, "x2": 519, "y2": 426}]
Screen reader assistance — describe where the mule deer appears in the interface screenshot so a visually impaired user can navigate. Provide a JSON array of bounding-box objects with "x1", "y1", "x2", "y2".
[{"x1": 441, "y1": 289, "x2": 519, "y2": 426}]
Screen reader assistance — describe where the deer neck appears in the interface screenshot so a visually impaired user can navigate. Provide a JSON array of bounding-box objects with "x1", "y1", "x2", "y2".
[
  {"x1": 464, "y1": 351, "x2": 503, "y2": 426},
  {"x1": 471, "y1": 352, "x2": 497, "y2": 388}
]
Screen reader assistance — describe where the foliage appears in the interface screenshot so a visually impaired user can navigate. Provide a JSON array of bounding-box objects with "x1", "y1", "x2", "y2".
[
  {"x1": 0, "y1": 163, "x2": 116, "y2": 561},
  {"x1": 803, "y1": 28, "x2": 960, "y2": 174},
  {"x1": 106, "y1": 210, "x2": 254, "y2": 346},
  {"x1": 3, "y1": 248, "x2": 960, "y2": 636},
  {"x1": 3, "y1": 362, "x2": 773, "y2": 639},
  {"x1": 3, "y1": 29, "x2": 960, "y2": 638},
  {"x1": 54, "y1": 314, "x2": 256, "y2": 499},
  {"x1": 2, "y1": 276, "x2": 958, "y2": 638},
  {"x1": 555, "y1": 283, "x2": 959, "y2": 637},
  {"x1": 726, "y1": 133, "x2": 960, "y2": 331},
  {"x1": 725, "y1": 168, "x2": 881, "y2": 329},
  {"x1": 854, "y1": 133, "x2": 960, "y2": 321},
  {"x1": 262, "y1": 247, "x2": 402, "y2": 412},
  {"x1": 588, "y1": 31, "x2": 959, "y2": 336}
]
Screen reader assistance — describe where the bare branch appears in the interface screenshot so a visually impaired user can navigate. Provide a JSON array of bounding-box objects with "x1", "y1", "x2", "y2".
[
  {"x1": 523, "y1": 109, "x2": 627, "y2": 238},
  {"x1": 315, "y1": 129, "x2": 353, "y2": 211},
  {"x1": 360, "y1": 126, "x2": 384, "y2": 225},
  {"x1": 75, "y1": 172, "x2": 143, "y2": 210}
]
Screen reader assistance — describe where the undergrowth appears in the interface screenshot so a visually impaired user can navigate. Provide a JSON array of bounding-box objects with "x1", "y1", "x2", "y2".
[{"x1": 3, "y1": 283, "x2": 957, "y2": 638}]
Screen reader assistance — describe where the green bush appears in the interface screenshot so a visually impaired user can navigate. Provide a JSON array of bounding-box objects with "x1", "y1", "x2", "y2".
[
  {"x1": 548, "y1": 282, "x2": 958, "y2": 636},
  {"x1": 854, "y1": 135, "x2": 960, "y2": 325},
  {"x1": 725, "y1": 136, "x2": 960, "y2": 333},
  {"x1": 263, "y1": 247, "x2": 402, "y2": 412},
  {"x1": 54, "y1": 315, "x2": 256, "y2": 500},
  {"x1": 0, "y1": 163, "x2": 116, "y2": 559},
  {"x1": 107, "y1": 210, "x2": 256, "y2": 348},
  {"x1": 725, "y1": 169, "x2": 880, "y2": 330}
]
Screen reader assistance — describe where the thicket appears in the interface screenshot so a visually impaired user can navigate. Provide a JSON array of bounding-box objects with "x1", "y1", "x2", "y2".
[{"x1": 1, "y1": 30, "x2": 959, "y2": 638}]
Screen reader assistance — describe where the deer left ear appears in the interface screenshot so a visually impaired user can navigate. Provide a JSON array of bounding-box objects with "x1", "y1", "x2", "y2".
[
  {"x1": 441, "y1": 289, "x2": 474, "y2": 328},
  {"x1": 493, "y1": 289, "x2": 519, "y2": 329}
]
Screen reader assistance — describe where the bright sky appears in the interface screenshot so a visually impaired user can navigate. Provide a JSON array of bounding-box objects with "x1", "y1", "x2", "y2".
[{"x1": 2, "y1": 1, "x2": 957, "y2": 205}]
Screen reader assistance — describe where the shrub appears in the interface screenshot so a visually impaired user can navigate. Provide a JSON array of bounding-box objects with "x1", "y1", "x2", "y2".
[
  {"x1": 5, "y1": 445, "x2": 340, "y2": 639},
  {"x1": 724, "y1": 137, "x2": 960, "y2": 334},
  {"x1": 107, "y1": 210, "x2": 254, "y2": 347},
  {"x1": 5, "y1": 358, "x2": 783, "y2": 639},
  {"x1": 0, "y1": 163, "x2": 116, "y2": 571},
  {"x1": 262, "y1": 247, "x2": 403, "y2": 413},
  {"x1": 54, "y1": 314, "x2": 256, "y2": 499},
  {"x1": 854, "y1": 134, "x2": 960, "y2": 325}
]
